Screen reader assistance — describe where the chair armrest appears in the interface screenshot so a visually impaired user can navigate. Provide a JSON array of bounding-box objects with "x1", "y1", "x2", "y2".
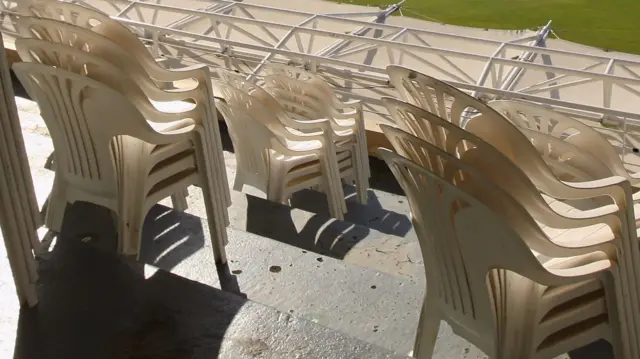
[
  {"x1": 136, "y1": 121, "x2": 197, "y2": 145},
  {"x1": 147, "y1": 63, "x2": 210, "y2": 83},
  {"x1": 555, "y1": 176, "x2": 632, "y2": 206}
]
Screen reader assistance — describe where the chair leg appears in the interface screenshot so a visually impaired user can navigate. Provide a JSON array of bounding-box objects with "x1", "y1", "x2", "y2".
[
  {"x1": 604, "y1": 270, "x2": 634, "y2": 359},
  {"x1": 44, "y1": 175, "x2": 67, "y2": 233},
  {"x1": 171, "y1": 187, "x2": 189, "y2": 211},
  {"x1": 118, "y1": 195, "x2": 146, "y2": 258},
  {"x1": 195, "y1": 137, "x2": 228, "y2": 265},
  {"x1": 413, "y1": 291, "x2": 440, "y2": 359},
  {"x1": 353, "y1": 146, "x2": 369, "y2": 205},
  {"x1": 320, "y1": 156, "x2": 345, "y2": 221},
  {"x1": 233, "y1": 172, "x2": 244, "y2": 191}
]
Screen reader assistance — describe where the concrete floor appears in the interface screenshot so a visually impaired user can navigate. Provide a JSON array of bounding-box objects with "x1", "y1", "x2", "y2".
[
  {"x1": 2, "y1": 219, "x2": 410, "y2": 359},
  {"x1": 0, "y1": 95, "x2": 617, "y2": 358}
]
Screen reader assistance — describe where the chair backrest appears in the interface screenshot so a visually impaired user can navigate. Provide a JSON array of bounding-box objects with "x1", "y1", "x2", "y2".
[
  {"x1": 378, "y1": 113, "x2": 600, "y2": 230},
  {"x1": 377, "y1": 147, "x2": 574, "y2": 355},
  {"x1": 17, "y1": 0, "x2": 155, "y2": 60},
  {"x1": 18, "y1": 0, "x2": 116, "y2": 31},
  {"x1": 264, "y1": 63, "x2": 337, "y2": 99},
  {"x1": 217, "y1": 68, "x2": 328, "y2": 129},
  {"x1": 384, "y1": 67, "x2": 613, "y2": 185},
  {"x1": 13, "y1": 62, "x2": 161, "y2": 196},
  {"x1": 262, "y1": 78, "x2": 331, "y2": 121},
  {"x1": 263, "y1": 74, "x2": 326, "y2": 102},
  {"x1": 16, "y1": 16, "x2": 147, "y2": 77},
  {"x1": 15, "y1": 38, "x2": 201, "y2": 124},
  {"x1": 216, "y1": 68, "x2": 284, "y2": 114},
  {"x1": 212, "y1": 80, "x2": 283, "y2": 180},
  {"x1": 489, "y1": 99, "x2": 630, "y2": 179}
]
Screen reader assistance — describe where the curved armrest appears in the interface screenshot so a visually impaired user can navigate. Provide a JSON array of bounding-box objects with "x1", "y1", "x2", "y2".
[
  {"x1": 145, "y1": 123, "x2": 198, "y2": 145},
  {"x1": 147, "y1": 63, "x2": 210, "y2": 83},
  {"x1": 538, "y1": 203, "x2": 622, "y2": 229},
  {"x1": 542, "y1": 257, "x2": 614, "y2": 286},
  {"x1": 554, "y1": 176, "x2": 632, "y2": 205},
  {"x1": 526, "y1": 227, "x2": 617, "y2": 260}
]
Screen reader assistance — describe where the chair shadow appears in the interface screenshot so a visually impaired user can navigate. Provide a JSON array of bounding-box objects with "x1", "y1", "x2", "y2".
[
  {"x1": 140, "y1": 204, "x2": 244, "y2": 296},
  {"x1": 244, "y1": 194, "x2": 369, "y2": 260},
  {"x1": 567, "y1": 340, "x2": 614, "y2": 359},
  {"x1": 289, "y1": 185, "x2": 411, "y2": 239},
  {"x1": 13, "y1": 235, "x2": 246, "y2": 359},
  {"x1": 51, "y1": 201, "x2": 243, "y2": 295}
]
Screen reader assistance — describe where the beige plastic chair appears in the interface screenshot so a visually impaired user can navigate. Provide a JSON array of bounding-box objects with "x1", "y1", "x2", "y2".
[
  {"x1": 14, "y1": 35, "x2": 218, "y2": 239},
  {"x1": 382, "y1": 97, "x2": 640, "y2": 354},
  {"x1": 386, "y1": 66, "x2": 622, "y2": 194},
  {"x1": 215, "y1": 68, "x2": 361, "y2": 214},
  {"x1": 13, "y1": 61, "x2": 227, "y2": 264},
  {"x1": 261, "y1": 68, "x2": 370, "y2": 179},
  {"x1": 15, "y1": 11, "x2": 231, "y2": 211},
  {"x1": 378, "y1": 145, "x2": 628, "y2": 359},
  {"x1": 213, "y1": 80, "x2": 355, "y2": 220},
  {"x1": 260, "y1": 76, "x2": 369, "y2": 204},
  {"x1": 17, "y1": 0, "x2": 199, "y2": 89},
  {"x1": 489, "y1": 99, "x2": 640, "y2": 190}
]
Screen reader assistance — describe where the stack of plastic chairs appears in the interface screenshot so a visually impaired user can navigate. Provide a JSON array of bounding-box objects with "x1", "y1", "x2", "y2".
[
  {"x1": 16, "y1": 0, "x2": 232, "y2": 217},
  {"x1": 383, "y1": 66, "x2": 640, "y2": 358},
  {"x1": 378, "y1": 135, "x2": 628, "y2": 358},
  {"x1": 13, "y1": 2, "x2": 230, "y2": 262},
  {"x1": 261, "y1": 64, "x2": 370, "y2": 196},
  {"x1": 489, "y1": 99, "x2": 640, "y2": 195},
  {"x1": 213, "y1": 80, "x2": 358, "y2": 220}
]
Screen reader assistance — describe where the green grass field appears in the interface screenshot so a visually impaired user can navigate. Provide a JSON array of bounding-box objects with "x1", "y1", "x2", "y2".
[{"x1": 332, "y1": 0, "x2": 640, "y2": 54}]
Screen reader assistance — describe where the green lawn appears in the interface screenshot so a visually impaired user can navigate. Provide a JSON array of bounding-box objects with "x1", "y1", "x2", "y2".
[{"x1": 332, "y1": 0, "x2": 640, "y2": 54}]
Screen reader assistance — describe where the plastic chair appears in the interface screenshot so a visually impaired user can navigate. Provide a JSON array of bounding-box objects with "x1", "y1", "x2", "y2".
[
  {"x1": 261, "y1": 68, "x2": 370, "y2": 178},
  {"x1": 15, "y1": 17, "x2": 231, "y2": 234},
  {"x1": 386, "y1": 67, "x2": 619, "y2": 191},
  {"x1": 378, "y1": 145, "x2": 628, "y2": 358},
  {"x1": 15, "y1": 11, "x2": 231, "y2": 211},
  {"x1": 381, "y1": 97, "x2": 640, "y2": 354},
  {"x1": 260, "y1": 75, "x2": 369, "y2": 204},
  {"x1": 17, "y1": 0, "x2": 201, "y2": 89},
  {"x1": 216, "y1": 68, "x2": 367, "y2": 214},
  {"x1": 15, "y1": 38, "x2": 229, "y2": 251},
  {"x1": 213, "y1": 81, "x2": 355, "y2": 220},
  {"x1": 13, "y1": 61, "x2": 227, "y2": 264},
  {"x1": 489, "y1": 99, "x2": 640, "y2": 191}
]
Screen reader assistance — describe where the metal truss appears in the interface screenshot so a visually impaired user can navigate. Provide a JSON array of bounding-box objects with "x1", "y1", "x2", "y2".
[{"x1": 4, "y1": 0, "x2": 640, "y2": 129}]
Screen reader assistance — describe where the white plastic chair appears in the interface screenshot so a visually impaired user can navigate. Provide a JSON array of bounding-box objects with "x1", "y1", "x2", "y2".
[
  {"x1": 215, "y1": 68, "x2": 357, "y2": 214},
  {"x1": 260, "y1": 75, "x2": 369, "y2": 204},
  {"x1": 489, "y1": 99, "x2": 640, "y2": 191},
  {"x1": 213, "y1": 81, "x2": 355, "y2": 220},
  {"x1": 261, "y1": 69, "x2": 369, "y2": 173},
  {"x1": 15, "y1": 11, "x2": 231, "y2": 211},
  {"x1": 13, "y1": 61, "x2": 227, "y2": 264},
  {"x1": 382, "y1": 97, "x2": 640, "y2": 355},
  {"x1": 15, "y1": 17, "x2": 231, "y2": 239},
  {"x1": 386, "y1": 66, "x2": 627, "y2": 194},
  {"x1": 17, "y1": 0, "x2": 198, "y2": 89},
  {"x1": 378, "y1": 145, "x2": 628, "y2": 359}
]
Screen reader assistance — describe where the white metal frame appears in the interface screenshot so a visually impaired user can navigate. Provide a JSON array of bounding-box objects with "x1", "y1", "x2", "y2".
[{"x1": 4, "y1": 0, "x2": 640, "y2": 138}]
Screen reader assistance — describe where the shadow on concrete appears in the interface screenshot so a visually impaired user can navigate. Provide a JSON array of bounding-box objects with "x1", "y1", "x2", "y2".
[
  {"x1": 568, "y1": 340, "x2": 613, "y2": 359},
  {"x1": 13, "y1": 236, "x2": 244, "y2": 359},
  {"x1": 9, "y1": 203, "x2": 409, "y2": 359},
  {"x1": 218, "y1": 121, "x2": 405, "y2": 197},
  {"x1": 245, "y1": 194, "x2": 368, "y2": 260},
  {"x1": 289, "y1": 186, "x2": 411, "y2": 238},
  {"x1": 50, "y1": 201, "x2": 243, "y2": 296},
  {"x1": 140, "y1": 205, "x2": 243, "y2": 296}
]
